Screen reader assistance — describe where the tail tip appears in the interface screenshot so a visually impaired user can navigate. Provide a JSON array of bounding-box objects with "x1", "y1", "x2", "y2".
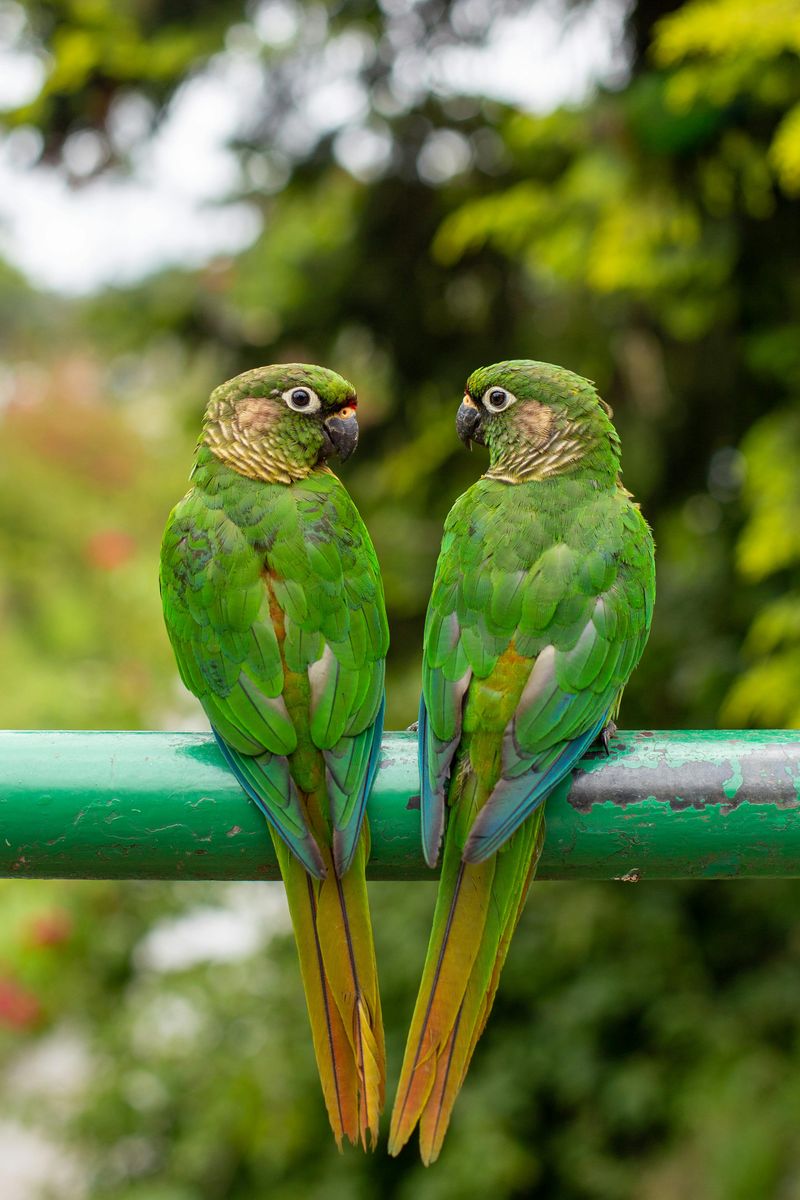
[
  {"x1": 387, "y1": 1114, "x2": 412, "y2": 1159},
  {"x1": 386, "y1": 1131, "x2": 439, "y2": 1165}
]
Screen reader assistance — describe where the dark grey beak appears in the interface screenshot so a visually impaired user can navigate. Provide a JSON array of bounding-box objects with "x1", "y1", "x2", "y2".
[
  {"x1": 322, "y1": 410, "x2": 359, "y2": 462},
  {"x1": 456, "y1": 398, "x2": 483, "y2": 447}
]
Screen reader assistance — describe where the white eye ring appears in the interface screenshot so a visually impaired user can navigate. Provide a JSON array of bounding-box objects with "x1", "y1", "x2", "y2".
[
  {"x1": 482, "y1": 386, "x2": 517, "y2": 413},
  {"x1": 282, "y1": 386, "x2": 321, "y2": 413}
]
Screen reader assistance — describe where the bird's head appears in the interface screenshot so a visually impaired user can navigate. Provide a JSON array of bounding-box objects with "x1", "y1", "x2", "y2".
[
  {"x1": 201, "y1": 363, "x2": 359, "y2": 484},
  {"x1": 457, "y1": 359, "x2": 620, "y2": 484}
]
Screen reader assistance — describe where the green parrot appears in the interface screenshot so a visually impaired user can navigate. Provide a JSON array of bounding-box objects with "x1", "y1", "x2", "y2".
[
  {"x1": 389, "y1": 360, "x2": 655, "y2": 1163},
  {"x1": 160, "y1": 364, "x2": 388, "y2": 1149}
]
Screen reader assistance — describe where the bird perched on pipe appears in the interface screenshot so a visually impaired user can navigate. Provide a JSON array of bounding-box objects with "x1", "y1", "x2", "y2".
[
  {"x1": 160, "y1": 364, "x2": 388, "y2": 1149},
  {"x1": 389, "y1": 359, "x2": 655, "y2": 1163}
]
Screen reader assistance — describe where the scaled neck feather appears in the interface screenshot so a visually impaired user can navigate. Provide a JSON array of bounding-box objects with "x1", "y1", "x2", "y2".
[{"x1": 484, "y1": 419, "x2": 614, "y2": 484}]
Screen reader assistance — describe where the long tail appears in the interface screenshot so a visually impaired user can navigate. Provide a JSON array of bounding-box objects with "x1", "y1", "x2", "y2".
[
  {"x1": 388, "y1": 769, "x2": 545, "y2": 1164},
  {"x1": 274, "y1": 817, "x2": 384, "y2": 1150}
]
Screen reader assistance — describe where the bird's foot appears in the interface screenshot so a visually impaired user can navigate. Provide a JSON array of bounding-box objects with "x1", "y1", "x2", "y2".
[
  {"x1": 406, "y1": 720, "x2": 419, "y2": 733},
  {"x1": 600, "y1": 720, "x2": 617, "y2": 756}
]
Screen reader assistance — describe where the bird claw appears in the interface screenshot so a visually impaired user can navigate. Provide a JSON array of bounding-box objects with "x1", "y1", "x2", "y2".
[
  {"x1": 600, "y1": 720, "x2": 617, "y2": 756},
  {"x1": 406, "y1": 720, "x2": 419, "y2": 733}
]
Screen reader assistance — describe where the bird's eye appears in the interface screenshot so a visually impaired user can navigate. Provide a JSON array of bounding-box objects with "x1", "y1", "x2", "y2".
[
  {"x1": 282, "y1": 386, "x2": 321, "y2": 413},
  {"x1": 482, "y1": 387, "x2": 516, "y2": 413}
]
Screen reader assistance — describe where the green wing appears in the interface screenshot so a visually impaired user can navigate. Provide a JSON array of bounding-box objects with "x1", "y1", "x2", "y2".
[
  {"x1": 160, "y1": 471, "x2": 388, "y2": 878},
  {"x1": 420, "y1": 479, "x2": 655, "y2": 864},
  {"x1": 270, "y1": 479, "x2": 388, "y2": 874}
]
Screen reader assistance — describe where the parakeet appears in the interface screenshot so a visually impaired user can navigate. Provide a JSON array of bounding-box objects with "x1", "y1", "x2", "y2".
[
  {"x1": 160, "y1": 364, "x2": 388, "y2": 1150},
  {"x1": 389, "y1": 360, "x2": 655, "y2": 1163}
]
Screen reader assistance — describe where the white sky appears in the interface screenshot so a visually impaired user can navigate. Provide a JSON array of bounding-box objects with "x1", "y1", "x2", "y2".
[{"x1": 0, "y1": 0, "x2": 628, "y2": 295}]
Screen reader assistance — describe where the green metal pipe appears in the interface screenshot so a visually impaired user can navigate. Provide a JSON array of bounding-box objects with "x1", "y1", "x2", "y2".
[{"x1": 1, "y1": 729, "x2": 800, "y2": 881}]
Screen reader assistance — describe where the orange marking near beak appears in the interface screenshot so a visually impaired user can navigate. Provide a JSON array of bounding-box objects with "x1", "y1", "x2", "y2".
[
  {"x1": 337, "y1": 405, "x2": 357, "y2": 420},
  {"x1": 462, "y1": 394, "x2": 479, "y2": 410}
]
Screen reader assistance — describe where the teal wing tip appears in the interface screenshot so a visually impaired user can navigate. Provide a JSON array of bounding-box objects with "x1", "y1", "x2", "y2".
[
  {"x1": 211, "y1": 727, "x2": 327, "y2": 879},
  {"x1": 329, "y1": 696, "x2": 386, "y2": 878},
  {"x1": 303, "y1": 840, "x2": 328, "y2": 880},
  {"x1": 421, "y1": 815, "x2": 444, "y2": 869},
  {"x1": 418, "y1": 695, "x2": 446, "y2": 870},
  {"x1": 461, "y1": 713, "x2": 611, "y2": 864},
  {"x1": 461, "y1": 831, "x2": 493, "y2": 865},
  {"x1": 461, "y1": 780, "x2": 549, "y2": 863},
  {"x1": 332, "y1": 828, "x2": 355, "y2": 877}
]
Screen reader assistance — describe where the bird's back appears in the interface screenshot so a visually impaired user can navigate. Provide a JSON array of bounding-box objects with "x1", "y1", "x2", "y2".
[{"x1": 422, "y1": 471, "x2": 654, "y2": 856}]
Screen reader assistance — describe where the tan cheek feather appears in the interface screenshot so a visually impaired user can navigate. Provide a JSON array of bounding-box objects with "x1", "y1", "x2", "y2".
[
  {"x1": 235, "y1": 397, "x2": 279, "y2": 432},
  {"x1": 517, "y1": 400, "x2": 555, "y2": 446}
]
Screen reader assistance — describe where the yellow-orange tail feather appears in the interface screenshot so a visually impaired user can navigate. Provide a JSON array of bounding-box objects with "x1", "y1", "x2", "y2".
[
  {"x1": 275, "y1": 821, "x2": 384, "y2": 1150},
  {"x1": 388, "y1": 807, "x2": 545, "y2": 1162}
]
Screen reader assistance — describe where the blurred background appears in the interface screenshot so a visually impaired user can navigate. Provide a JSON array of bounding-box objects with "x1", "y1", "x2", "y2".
[{"x1": 1, "y1": 0, "x2": 800, "y2": 1195}]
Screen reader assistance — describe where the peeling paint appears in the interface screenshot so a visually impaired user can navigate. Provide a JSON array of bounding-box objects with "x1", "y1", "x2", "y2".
[
  {"x1": 785, "y1": 763, "x2": 800, "y2": 803},
  {"x1": 722, "y1": 759, "x2": 744, "y2": 800}
]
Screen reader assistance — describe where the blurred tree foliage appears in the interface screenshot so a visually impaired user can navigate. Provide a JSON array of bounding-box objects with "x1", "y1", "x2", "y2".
[{"x1": 2, "y1": 0, "x2": 800, "y2": 1196}]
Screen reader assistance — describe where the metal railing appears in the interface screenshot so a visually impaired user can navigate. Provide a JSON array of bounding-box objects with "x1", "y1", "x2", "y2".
[{"x1": 2, "y1": 730, "x2": 799, "y2": 881}]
